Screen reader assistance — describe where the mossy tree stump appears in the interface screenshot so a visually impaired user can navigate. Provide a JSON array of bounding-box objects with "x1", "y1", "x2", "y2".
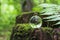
[{"x1": 10, "y1": 12, "x2": 60, "y2": 40}]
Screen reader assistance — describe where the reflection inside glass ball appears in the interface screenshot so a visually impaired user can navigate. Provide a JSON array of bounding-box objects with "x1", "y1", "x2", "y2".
[{"x1": 29, "y1": 15, "x2": 42, "y2": 28}]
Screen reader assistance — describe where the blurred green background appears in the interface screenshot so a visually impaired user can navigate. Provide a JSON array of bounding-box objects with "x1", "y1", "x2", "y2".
[{"x1": 0, "y1": 0, "x2": 60, "y2": 40}]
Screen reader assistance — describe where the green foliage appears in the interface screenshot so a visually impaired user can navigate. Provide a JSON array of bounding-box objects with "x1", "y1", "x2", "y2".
[
  {"x1": 32, "y1": 6, "x2": 43, "y2": 12},
  {"x1": 40, "y1": 4, "x2": 60, "y2": 27},
  {"x1": 0, "y1": 0, "x2": 21, "y2": 31},
  {"x1": 0, "y1": 0, "x2": 21, "y2": 40}
]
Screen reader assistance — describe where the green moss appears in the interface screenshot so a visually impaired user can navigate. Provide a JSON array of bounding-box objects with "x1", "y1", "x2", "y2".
[
  {"x1": 16, "y1": 24, "x2": 33, "y2": 31},
  {"x1": 13, "y1": 24, "x2": 34, "y2": 40},
  {"x1": 12, "y1": 24, "x2": 60, "y2": 40},
  {"x1": 58, "y1": 32, "x2": 60, "y2": 34},
  {"x1": 41, "y1": 27, "x2": 53, "y2": 36},
  {"x1": 14, "y1": 25, "x2": 53, "y2": 36},
  {"x1": 42, "y1": 27, "x2": 53, "y2": 31}
]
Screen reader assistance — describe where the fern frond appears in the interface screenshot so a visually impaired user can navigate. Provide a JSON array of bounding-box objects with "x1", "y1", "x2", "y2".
[
  {"x1": 55, "y1": 22, "x2": 60, "y2": 25},
  {"x1": 43, "y1": 15, "x2": 60, "y2": 19},
  {"x1": 47, "y1": 17, "x2": 60, "y2": 21}
]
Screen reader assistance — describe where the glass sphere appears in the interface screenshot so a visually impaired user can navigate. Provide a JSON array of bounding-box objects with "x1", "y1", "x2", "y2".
[{"x1": 29, "y1": 15, "x2": 42, "y2": 28}]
